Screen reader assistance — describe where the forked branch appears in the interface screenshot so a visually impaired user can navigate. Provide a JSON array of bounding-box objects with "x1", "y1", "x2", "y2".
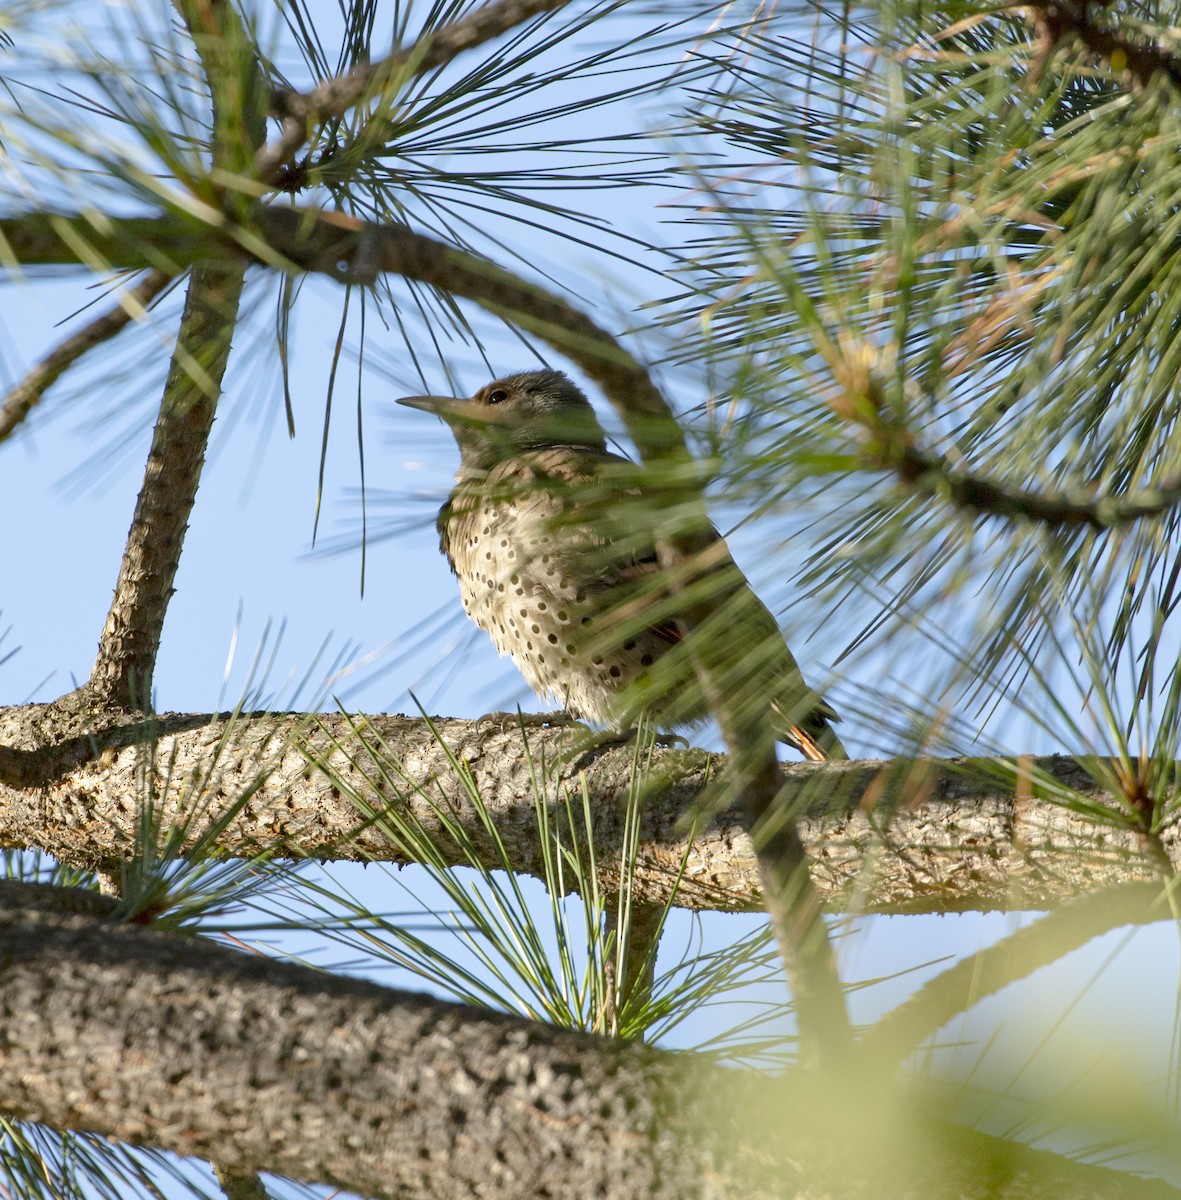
[{"x1": 257, "y1": 0, "x2": 573, "y2": 186}]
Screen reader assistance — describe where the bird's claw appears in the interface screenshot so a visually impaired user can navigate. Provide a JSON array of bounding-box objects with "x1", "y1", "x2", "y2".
[{"x1": 475, "y1": 709, "x2": 578, "y2": 733}]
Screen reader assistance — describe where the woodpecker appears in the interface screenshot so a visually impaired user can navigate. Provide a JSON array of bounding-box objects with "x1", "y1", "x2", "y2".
[{"x1": 399, "y1": 369, "x2": 845, "y2": 759}]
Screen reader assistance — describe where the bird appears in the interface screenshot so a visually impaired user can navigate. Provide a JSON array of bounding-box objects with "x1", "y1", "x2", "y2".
[{"x1": 398, "y1": 369, "x2": 845, "y2": 760}]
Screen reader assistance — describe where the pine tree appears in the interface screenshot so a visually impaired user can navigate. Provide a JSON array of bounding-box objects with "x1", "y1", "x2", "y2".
[{"x1": 1, "y1": 1, "x2": 1179, "y2": 1196}]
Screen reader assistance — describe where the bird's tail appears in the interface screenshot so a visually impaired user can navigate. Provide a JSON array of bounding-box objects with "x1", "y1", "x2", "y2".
[{"x1": 772, "y1": 699, "x2": 848, "y2": 761}]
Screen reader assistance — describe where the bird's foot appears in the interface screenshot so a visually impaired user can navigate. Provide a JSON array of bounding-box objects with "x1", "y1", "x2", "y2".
[
  {"x1": 651, "y1": 729, "x2": 691, "y2": 749},
  {"x1": 560, "y1": 725, "x2": 691, "y2": 756},
  {"x1": 606, "y1": 727, "x2": 690, "y2": 750},
  {"x1": 475, "y1": 709, "x2": 578, "y2": 733}
]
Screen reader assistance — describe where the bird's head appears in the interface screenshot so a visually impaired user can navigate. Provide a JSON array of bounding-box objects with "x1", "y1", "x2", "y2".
[{"x1": 398, "y1": 369, "x2": 607, "y2": 470}]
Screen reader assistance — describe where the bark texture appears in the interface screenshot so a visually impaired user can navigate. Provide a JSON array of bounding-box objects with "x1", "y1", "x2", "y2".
[
  {"x1": 86, "y1": 265, "x2": 246, "y2": 708},
  {"x1": 0, "y1": 705, "x2": 1168, "y2": 913},
  {"x1": 0, "y1": 896, "x2": 724, "y2": 1200},
  {"x1": 1, "y1": 888, "x2": 1176, "y2": 1200}
]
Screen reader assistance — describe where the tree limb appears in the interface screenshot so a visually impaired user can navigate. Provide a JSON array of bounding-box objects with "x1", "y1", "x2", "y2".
[
  {"x1": 0, "y1": 271, "x2": 174, "y2": 445},
  {"x1": 0, "y1": 707, "x2": 1170, "y2": 914},
  {"x1": 82, "y1": 0, "x2": 268, "y2": 709},
  {"x1": 84, "y1": 264, "x2": 245, "y2": 709},
  {"x1": 880, "y1": 427, "x2": 1181, "y2": 530},
  {"x1": 257, "y1": 0, "x2": 573, "y2": 186},
  {"x1": 0, "y1": 894, "x2": 731, "y2": 1200},
  {"x1": 1, "y1": 889, "x2": 1177, "y2": 1200}
]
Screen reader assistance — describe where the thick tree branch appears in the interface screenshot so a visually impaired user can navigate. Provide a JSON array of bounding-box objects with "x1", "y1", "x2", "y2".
[
  {"x1": 0, "y1": 707, "x2": 1170, "y2": 914},
  {"x1": 257, "y1": 0, "x2": 573, "y2": 186},
  {"x1": 1, "y1": 890, "x2": 1177, "y2": 1200},
  {"x1": 0, "y1": 271, "x2": 173, "y2": 444},
  {"x1": 0, "y1": 895, "x2": 733, "y2": 1200}
]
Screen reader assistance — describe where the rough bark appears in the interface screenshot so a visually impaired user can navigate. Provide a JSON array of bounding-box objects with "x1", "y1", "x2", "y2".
[
  {"x1": 0, "y1": 896, "x2": 725, "y2": 1200},
  {"x1": 0, "y1": 705, "x2": 1168, "y2": 913},
  {"x1": 85, "y1": 265, "x2": 245, "y2": 708},
  {"x1": 1, "y1": 889, "x2": 1176, "y2": 1200}
]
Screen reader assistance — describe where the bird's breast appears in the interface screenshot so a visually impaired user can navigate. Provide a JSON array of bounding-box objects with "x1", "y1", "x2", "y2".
[{"x1": 439, "y1": 485, "x2": 674, "y2": 724}]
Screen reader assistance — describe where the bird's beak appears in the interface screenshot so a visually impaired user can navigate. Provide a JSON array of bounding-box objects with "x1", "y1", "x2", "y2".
[
  {"x1": 397, "y1": 394, "x2": 465, "y2": 417},
  {"x1": 398, "y1": 394, "x2": 512, "y2": 430}
]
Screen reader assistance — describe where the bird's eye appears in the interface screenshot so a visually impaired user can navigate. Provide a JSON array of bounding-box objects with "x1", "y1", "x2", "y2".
[{"x1": 487, "y1": 388, "x2": 509, "y2": 404}]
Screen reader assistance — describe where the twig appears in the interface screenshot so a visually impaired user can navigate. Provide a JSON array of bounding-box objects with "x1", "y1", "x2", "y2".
[
  {"x1": 830, "y1": 364, "x2": 1181, "y2": 531},
  {"x1": 887, "y1": 438, "x2": 1181, "y2": 530},
  {"x1": 859, "y1": 880, "x2": 1170, "y2": 1068},
  {"x1": 1028, "y1": 0, "x2": 1181, "y2": 89},
  {"x1": 256, "y1": 0, "x2": 571, "y2": 186},
  {"x1": 0, "y1": 271, "x2": 173, "y2": 444}
]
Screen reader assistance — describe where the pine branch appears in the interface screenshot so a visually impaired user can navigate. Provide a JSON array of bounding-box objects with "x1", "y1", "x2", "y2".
[
  {"x1": 0, "y1": 707, "x2": 1169, "y2": 914},
  {"x1": 878, "y1": 425, "x2": 1181, "y2": 530},
  {"x1": 1, "y1": 885, "x2": 1176, "y2": 1200},
  {"x1": 256, "y1": 0, "x2": 575, "y2": 187},
  {"x1": 83, "y1": 265, "x2": 244, "y2": 709},
  {"x1": 0, "y1": 890, "x2": 725, "y2": 1200},
  {"x1": 0, "y1": 271, "x2": 173, "y2": 445},
  {"x1": 828, "y1": 357, "x2": 1181, "y2": 530},
  {"x1": 82, "y1": 0, "x2": 267, "y2": 709},
  {"x1": 1029, "y1": 0, "x2": 1181, "y2": 89}
]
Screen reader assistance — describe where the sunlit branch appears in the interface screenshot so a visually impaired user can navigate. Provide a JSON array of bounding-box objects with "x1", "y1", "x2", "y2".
[
  {"x1": 0, "y1": 271, "x2": 174, "y2": 445},
  {"x1": 257, "y1": 0, "x2": 574, "y2": 187},
  {"x1": 0, "y1": 892, "x2": 1166, "y2": 1200},
  {"x1": 0, "y1": 888, "x2": 731, "y2": 1200},
  {"x1": 1, "y1": 709, "x2": 1162, "y2": 913}
]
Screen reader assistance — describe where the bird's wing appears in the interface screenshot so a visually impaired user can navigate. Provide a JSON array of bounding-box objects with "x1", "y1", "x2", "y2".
[{"x1": 483, "y1": 449, "x2": 845, "y2": 757}]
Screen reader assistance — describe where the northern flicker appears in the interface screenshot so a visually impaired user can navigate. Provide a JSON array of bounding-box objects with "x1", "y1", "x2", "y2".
[{"x1": 398, "y1": 369, "x2": 845, "y2": 760}]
